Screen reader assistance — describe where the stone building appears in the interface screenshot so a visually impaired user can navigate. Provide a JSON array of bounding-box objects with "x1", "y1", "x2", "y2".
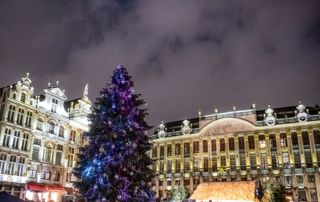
[
  {"x1": 0, "y1": 73, "x2": 91, "y2": 202},
  {"x1": 151, "y1": 103, "x2": 320, "y2": 202}
]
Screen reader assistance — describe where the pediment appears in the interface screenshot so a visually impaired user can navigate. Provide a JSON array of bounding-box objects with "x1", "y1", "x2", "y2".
[
  {"x1": 46, "y1": 87, "x2": 67, "y2": 100},
  {"x1": 200, "y1": 118, "x2": 255, "y2": 136}
]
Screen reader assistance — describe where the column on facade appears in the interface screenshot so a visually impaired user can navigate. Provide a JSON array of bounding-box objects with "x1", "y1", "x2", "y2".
[
  {"x1": 265, "y1": 132, "x2": 271, "y2": 169},
  {"x1": 275, "y1": 131, "x2": 283, "y2": 166},
  {"x1": 0, "y1": 126, "x2": 5, "y2": 146},
  {"x1": 244, "y1": 134, "x2": 250, "y2": 181},
  {"x1": 308, "y1": 128, "x2": 317, "y2": 166},
  {"x1": 297, "y1": 130, "x2": 305, "y2": 166},
  {"x1": 287, "y1": 130, "x2": 294, "y2": 167},
  {"x1": 3, "y1": 102, "x2": 10, "y2": 121}
]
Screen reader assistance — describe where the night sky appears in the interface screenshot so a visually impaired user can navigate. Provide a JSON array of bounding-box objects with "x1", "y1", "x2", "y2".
[{"x1": 0, "y1": 0, "x2": 320, "y2": 125}]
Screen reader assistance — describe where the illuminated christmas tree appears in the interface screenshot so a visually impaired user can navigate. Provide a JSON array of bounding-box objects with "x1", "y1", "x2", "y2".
[{"x1": 74, "y1": 65, "x2": 154, "y2": 201}]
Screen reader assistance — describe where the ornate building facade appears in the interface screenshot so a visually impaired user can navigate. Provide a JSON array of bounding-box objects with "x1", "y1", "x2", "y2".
[
  {"x1": 151, "y1": 104, "x2": 320, "y2": 202},
  {"x1": 0, "y1": 74, "x2": 91, "y2": 202}
]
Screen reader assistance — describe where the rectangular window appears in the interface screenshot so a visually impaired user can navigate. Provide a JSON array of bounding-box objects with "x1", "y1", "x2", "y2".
[
  {"x1": 240, "y1": 153, "x2": 246, "y2": 170},
  {"x1": 193, "y1": 141, "x2": 199, "y2": 153},
  {"x1": 25, "y1": 111, "x2": 32, "y2": 128},
  {"x1": 184, "y1": 143, "x2": 190, "y2": 158},
  {"x1": 167, "y1": 160, "x2": 172, "y2": 173},
  {"x1": 34, "y1": 138, "x2": 41, "y2": 146},
  {"x1": 70, "y1": 130, "x2": 76, "y2": 142},
  {"x1": 45, "y1": 148, "x2": 52, "y2": 163},
  {"x1": 212, "y1": 156, "x2": 217, "y2": 172},
  {"x1": 56, "y1": 152, "x2": 62, "y2": 165},
  {"x1": 3, "y1": 128, "x2": 11, "y2": 147},
  {"x1": 21, "y1": 133, "x2": 29, "y2": 151},
  {"x1": 283, "y1": 153, "x2": 290, "y2": 169},
  {"x1": 239, "y1": 137, "x2": 245, "y2": 150},
  {"x1": 160, "y1": 161, "x2": 164, "y2": 174},
  {"x1": 167, "y1": 145, "x2": 172, "y2": 157},
  {"x1": 250, "y1": 154, "x2": 256, "y2": 170},
  {"x1": 16, "y1": 108, "x2": 24, "y2": 125},
  {"x1": 310, "y1": 189, "x2": 318, "y2": 202},
  {"x1": 160, "y1": 146, "x2": 164, "y2": 160},
  {"x1": 193, "y1": 159, "x2": 200, "y2": 172},
  {"x1": 152, "y1": 147, "x2": 157, "y2": 158},
  {"x1": 184, "y1": 160, "x2": 190, "y2": 172},
  {"x1": 229, "y1": 138, "x2": 235, "y2": 151},
  {"x1": 175, "y1": 159, "x2": 180, "y2": 172},
  {"x1": 8, "y1": 155, "x2": 16, "y2": 175},
  {"x1": 271, "y1": 152, "x2": 279, "y2": 170},
  {"x1": 230, "y1": 155, "x2": 236, "y2": 171},
  {"x1": 7, "y1": 105, "x2": 16, "y2": 123},
  {"x1": 269, "y1": 134, "x2": 277, "y2": 148},
  {"x1": 305, "y1": 151, "x2": 313, "y2": 168},
  {"x1": 280, "y1": 133, "x2": 288, "y2": 147},
  {"x1": 66, "y1": 172, "x2": 72, "y2": 183},
  {"x1": 58, "y1": 126, "x2": 65, "y2": 138},
  {"x1": 211, "y1": 139, "x2": 216, "y2": 154},
  {"x1": 248, "y1": 136, "x2": 255, "y2": 150},
  {"x1": 29, "y1": 167, "x2": 37, "y2": 179},
  {"x1": 294, "y1": 151, "x2": 301, "y2": 168},
  {"x1": 175, "y1": 143, "x2": 181, "y2": 155},
  {"x1": 17, "y1": 157, "x2": 25, "y2": 176},
  {"x1": 313, "y1": 130, "x2": 320, "y2": 148},
  {"x1": 220, "y1": 139, "x2": 225, "y2": 152},
  {"x1": 260, "y1": 153, "x2": 268, "y2": 170},
  {"x1": 32, "y1": 146, "x2": 40, "y2": 161},
  {"x1": 0, "y1": 153, "x2": 7, "y2": 174},
  {"x1": 12, "y1": 131, "x2": 20, "y2": 149},
  {"x1": 291, "y1": 132, "x2": 299, "y2": 147},
  {"x1": 259, "y1": 135, "x2": 266, "y2": 149},
  {"x1": 302, "y1": 131, "x2": 310, "y2": 146},
  {"x1": 68, "y1": 147, "x2": 75, "y2": 168},
  {"x1": 203, "y1": 158, "x2": 209, "y2": 172},
  {"x1": 203, "y1": 140, "x2": 208, "y2": 153},
  {"x1": 220, "y1": 156, "x2": 226, "y2": 168}
]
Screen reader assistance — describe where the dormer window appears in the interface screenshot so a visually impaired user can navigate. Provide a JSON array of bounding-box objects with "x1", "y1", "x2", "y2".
[
  {"x1": 51, "y1": 98, "x2": 58, "y2": 113},
  {"x1": 21, "y1": 93, "x2": 26, "y2": 103},
  {"x1": 49, "y1": 121, "x2": 56, "y2": 134}
]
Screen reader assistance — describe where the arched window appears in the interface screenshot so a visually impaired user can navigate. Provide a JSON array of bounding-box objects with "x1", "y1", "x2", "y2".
[
  {"x1": 58, "y1": 126, "x2": 65, "y2": 138},
  {"x1": 36, "y1": 118, "x2": 44, "y2": 131},
  {"x1": 21, "y1": 93, "x2": 26, "y2": 103},
  {"x1": 49, "y1": 121, "x2": 56, "y2": 134},
  {"x1": 12, "y1": 93, "x2": 17, "y2": 99}
]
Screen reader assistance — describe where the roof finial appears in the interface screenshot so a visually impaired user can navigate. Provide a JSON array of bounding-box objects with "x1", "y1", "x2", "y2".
[
  {"x1": 233, "y1": 104, "x2": 236, "y2": 111},
  {"x1": 48, "y1": 82, "x2": 51, "y2": 87},
  {"x1": 26, "y1": 72, "x2": 29, "y2": 78},
  {"x1": 56, "y1": 81, "x2": 59, "y2": 86}
]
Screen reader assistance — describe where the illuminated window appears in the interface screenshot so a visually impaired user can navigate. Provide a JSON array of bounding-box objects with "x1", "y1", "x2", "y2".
[
  {"x1": 282, "y1": 153, "x2": 290, "y2": 169},
  {"x1": 193, "y1": 159, "x2": 200, "y2": 172},
  {"x1": 259, "y1": 135, "x2": 266, "y2": 149}
]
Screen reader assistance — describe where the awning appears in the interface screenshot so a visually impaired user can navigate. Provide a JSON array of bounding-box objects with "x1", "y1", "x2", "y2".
[
  {"x1": 27, "y1": 183, "x2": 47, "y2": 192},
  {"x1": 26, "y1": 183, "x2": 66, "y2": 192},
  {"x1": 47, "y1": 184, "x2": 65, "y2": 191}
]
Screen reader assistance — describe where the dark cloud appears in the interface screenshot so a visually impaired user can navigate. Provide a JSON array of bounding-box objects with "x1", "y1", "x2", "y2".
[{"x1": 0, "y1": 0, "x2": 319, "y2": 124}]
